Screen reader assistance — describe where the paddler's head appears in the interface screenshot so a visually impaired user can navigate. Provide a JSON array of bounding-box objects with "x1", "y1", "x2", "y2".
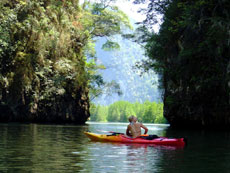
[
  {"x1": 128, "y1": 115, "x2": 135, "y2": 123},
  {"x1": 133, "y1": 116, "x2": 138, "y2": 123}
]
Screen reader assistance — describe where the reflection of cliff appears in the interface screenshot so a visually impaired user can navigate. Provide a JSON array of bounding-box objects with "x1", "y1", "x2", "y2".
[
  {"x1": 94, "y1": 36, "x2": 160, "y2": 105},
  {"x1": 0, "y1": 124, "x2": 90, "y2": 172},
  {"x1": 164, "y1": 128, "x2": 230, "y2": 172}
]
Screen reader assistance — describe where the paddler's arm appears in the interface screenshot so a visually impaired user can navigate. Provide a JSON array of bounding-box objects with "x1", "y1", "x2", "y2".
[
  {"x1": 140, "y1": 124, "x2": 148, "y2": 134},
  {"x1": 126, "y1": 125, "x2": 131, "y2": 136}
]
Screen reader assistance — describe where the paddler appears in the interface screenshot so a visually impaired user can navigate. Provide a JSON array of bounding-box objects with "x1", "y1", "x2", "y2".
[
  {"x1": 126, "y1": 115, "x2": 148, "y2": 138},
  {"x1": 126, "y1": 115, "x2": 159, "y2": 140}
]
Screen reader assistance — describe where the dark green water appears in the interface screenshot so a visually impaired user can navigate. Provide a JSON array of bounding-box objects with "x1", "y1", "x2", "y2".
[{"x1": 0, "y1": 122, "x2": 230, "y2": 173}]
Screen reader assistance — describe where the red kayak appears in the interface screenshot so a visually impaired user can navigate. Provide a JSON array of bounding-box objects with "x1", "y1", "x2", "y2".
[{"x1": 84, "y1": 132, "x2": 186, "y2": 147}]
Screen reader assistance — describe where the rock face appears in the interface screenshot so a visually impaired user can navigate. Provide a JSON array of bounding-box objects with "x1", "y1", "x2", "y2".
[
  {"x1": 141, "y1": 0, "x2": 230, "y2": 129},
  {"x1": 164, "y1": 101, "x2": 230, "y2": 129},
  {"x1": 163, "y1": 59, "x2": 230, "y2": 129},
  {"x1": 0, "y1": 87, "x2": 90, "y2": 124},
  {"x1": 0, "y1": 1, "x2": 91, "y2": 124}
]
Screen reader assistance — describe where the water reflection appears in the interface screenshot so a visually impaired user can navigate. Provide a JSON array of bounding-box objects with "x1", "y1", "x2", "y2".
[
  {"x1": 0, "y1": 124, "x2": 90, "y2": 172},
  {"x1": 81, "y1": 140, "x2": 184, "y2": 172},
  {"x1": 1, "y1": 123, "x2": 230, "y2": 172}
]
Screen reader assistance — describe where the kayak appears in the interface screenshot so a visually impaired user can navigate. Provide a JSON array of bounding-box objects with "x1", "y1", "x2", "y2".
[{"x1": 84, "y1": 132, "x2": 186, "y2": 147}]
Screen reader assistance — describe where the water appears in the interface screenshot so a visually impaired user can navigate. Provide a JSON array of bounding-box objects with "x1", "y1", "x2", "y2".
[{"x1": 0, "y1": 122, "x2": 230, "y2": 173}]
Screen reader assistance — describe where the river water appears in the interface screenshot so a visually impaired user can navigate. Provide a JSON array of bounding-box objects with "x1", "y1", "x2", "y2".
[{"x1": 0, "y1": 122, "x2": 230, "y2": 173}]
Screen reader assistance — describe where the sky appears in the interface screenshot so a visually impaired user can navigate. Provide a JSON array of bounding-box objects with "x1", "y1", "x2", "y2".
[
  {"x1": 79, "y1": 0, "x2": 160, "y2": 32},
  {"x1": 79, "y1": 0, "x2": 146, "y2": 21},
  {"x1": 113, "y1": 0, "x2": 147, "y2": 22}
]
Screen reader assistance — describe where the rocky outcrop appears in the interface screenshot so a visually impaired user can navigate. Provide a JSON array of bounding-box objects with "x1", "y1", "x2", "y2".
[
  {"x1": 141, "y1": 0, "x2": 230, "y2": 129},
  {"x1": 163, "y1": 59, "x2": 230, "y2": 129},
  {"x1": 0, "y1": 87, "x2": 90, "y2": 124}
]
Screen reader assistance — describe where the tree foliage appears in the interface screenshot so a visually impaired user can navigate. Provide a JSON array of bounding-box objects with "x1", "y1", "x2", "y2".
[
  {"x1": 134, "y1": 0, "x2": 230, "y2": 128},
  {"x1": 0, "y1": 0, "x2": 131, "y2": 123},
  {"x1": 90, "y1": 100, "x2": 166, "y2": 123},
  {"x1": 80, "y1": 0, "x2": 132, "y2": 102}
]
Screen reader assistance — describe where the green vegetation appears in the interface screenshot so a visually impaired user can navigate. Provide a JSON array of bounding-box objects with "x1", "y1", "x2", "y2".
[
  {"x1": 134, "y1": 0, "x2": 230, "y2": 128},
  {"x1": 0, "y1": 0, "x2": 131, "y2": 123},
  {"x1": 90, "y1": 101, "x2": 166, "y2": 123}
]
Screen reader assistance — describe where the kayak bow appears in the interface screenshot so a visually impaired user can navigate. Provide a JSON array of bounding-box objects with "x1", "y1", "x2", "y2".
[{"x1": 84, "y1": 131, "x2": 186, "y2": 147}]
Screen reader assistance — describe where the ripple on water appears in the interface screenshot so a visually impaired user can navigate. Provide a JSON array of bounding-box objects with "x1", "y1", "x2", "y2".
[
  {"x1": 83, "y1": 158, "x2": 95, "y2": 161},
  {"x1": 71, "y1": 152, "x2": 81, "y2": 154},
  {"x1": 100, "y1": 166, "x2": 115, "y2": 168},
  {"x1": 88, "y1": 147, "x2": 100, "y2": 150},
  {"x1": 103, "y1": 155, "x2": 120, "y2": 158}
]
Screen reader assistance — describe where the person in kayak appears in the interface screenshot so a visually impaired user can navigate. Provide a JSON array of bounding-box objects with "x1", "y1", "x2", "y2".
[
  {"x1": 126, "y1": 115, "x2": 159, "y2": 140},
  {"x1": 126, "y1": 115, "x2": 148, "y2": 138}
]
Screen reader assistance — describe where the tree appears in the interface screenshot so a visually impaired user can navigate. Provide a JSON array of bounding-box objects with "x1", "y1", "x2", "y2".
[
  {"x1": 90, "y1": 100, "x2": 166, "y2": 123},
  {"x1": 0, "y1": 0, "x2": 131, "y2": 123},
  {"x1": 96, "y1": 105, "x2": 108, "y2": 121},
  {"x1": 133, "y1": 0, "x2": 230, "y2": 128},
  {"x1": 80, "y1": 0, "x2": 132, "y2": 102}
]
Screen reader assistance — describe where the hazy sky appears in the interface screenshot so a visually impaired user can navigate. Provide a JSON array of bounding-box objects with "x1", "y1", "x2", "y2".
[
  {"x1": 79, "y1": 0, "x2": 146, "y2": 21},
  {"x1": 114, "y1": 1, "x2": 147, "y2": 22},
  {"x1": 79, "y1": 0, "x2": 160, "y2": 32}
]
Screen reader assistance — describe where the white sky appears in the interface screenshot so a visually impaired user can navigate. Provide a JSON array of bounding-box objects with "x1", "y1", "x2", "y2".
[
  {"x1": 79, "y1": 0, "x2": 160, "y2": 32},
  {"x1": 79, "y1": 0, "x2": 146, "y2": 21},
  {"x1": 114, "y1": 1, "x2": 147, "y2": 22}
]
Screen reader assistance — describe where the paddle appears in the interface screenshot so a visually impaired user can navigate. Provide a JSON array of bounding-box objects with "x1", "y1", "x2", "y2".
[{"x1": 96, "y1": 130, "x2": 124, "y2": 135}]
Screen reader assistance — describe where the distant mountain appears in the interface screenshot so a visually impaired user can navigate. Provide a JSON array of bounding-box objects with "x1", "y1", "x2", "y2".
[{"x1": 93, "y1": 35, "x2": 161, "y2": 105}]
